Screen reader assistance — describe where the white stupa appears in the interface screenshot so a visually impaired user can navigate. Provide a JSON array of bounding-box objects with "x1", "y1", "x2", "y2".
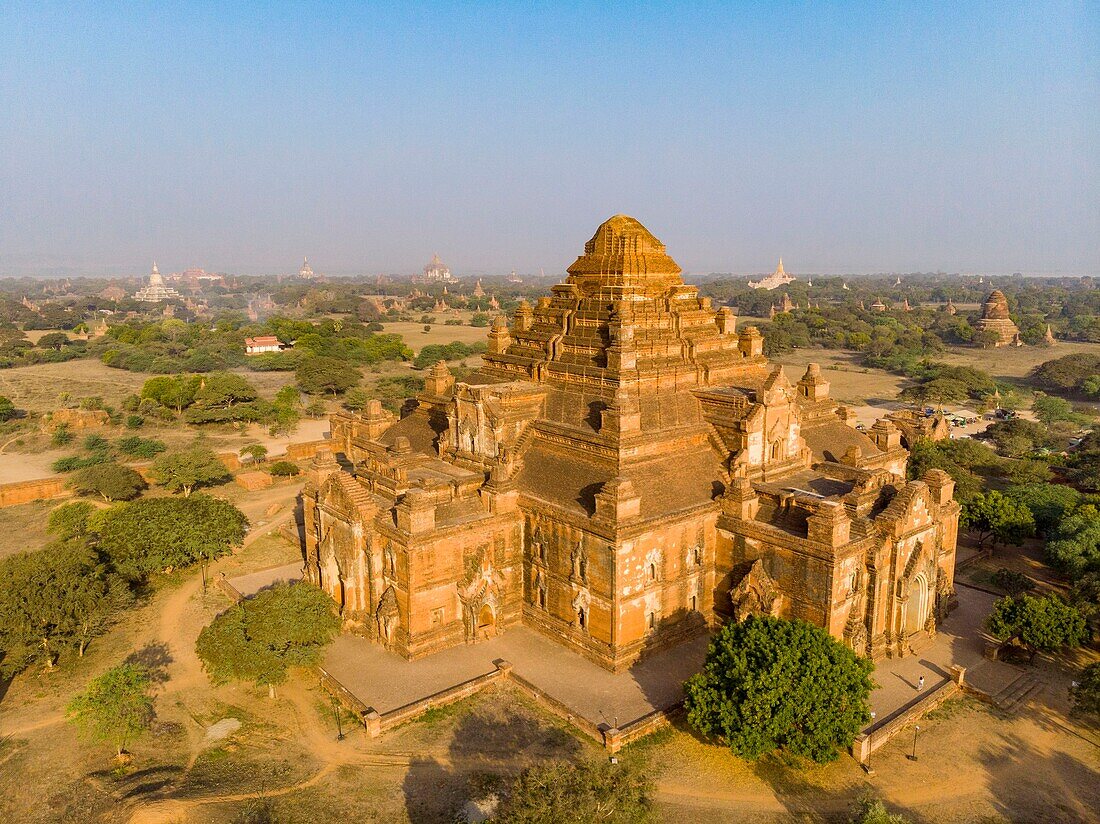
[{"x1": 133, "y1": 262, "x2": 181, "y2": 302}]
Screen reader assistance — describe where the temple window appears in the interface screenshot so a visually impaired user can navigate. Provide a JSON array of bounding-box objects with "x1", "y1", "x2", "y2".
[
  {"x1": 579, "y1": 556, "x2": 588, "y2": 582},
  {"x1": 647, "y1": 563, "x2": 657, "y2": 583},
  {"x1": 690, "y1": 595, "x2": 697, "y2": 612},
  {"x1": 646, "y1": 611, "x2": 657, "y2": 632},
  {"x1": 538, "y1": 588, "x2": 546, "y2": 609},
  {"x1": 694, "y1": 547, "x2": 703, "y2": 566},
  {"x1": 577, "y1": 607, "x2": 587, "y2": 630}
]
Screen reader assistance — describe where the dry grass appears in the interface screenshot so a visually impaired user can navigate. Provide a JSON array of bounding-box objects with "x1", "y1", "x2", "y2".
[{"x1": 379, "y1": 321, "x2": 488, "y2": 354}]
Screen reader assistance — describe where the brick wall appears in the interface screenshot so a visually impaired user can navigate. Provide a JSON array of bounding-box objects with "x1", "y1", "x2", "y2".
[{"x1": 0, "y1": 477, "x2": 71, "y2": 508}]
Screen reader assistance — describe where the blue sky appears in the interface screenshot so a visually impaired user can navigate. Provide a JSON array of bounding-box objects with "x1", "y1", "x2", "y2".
[{"x1": 1, "y1": 2, "x2": 1097, "y2": 276}]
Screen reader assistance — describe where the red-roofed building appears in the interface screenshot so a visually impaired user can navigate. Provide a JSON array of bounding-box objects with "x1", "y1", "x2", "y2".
[{"x1": 244, "y1": 335, "x2": 284, "y2": 355}]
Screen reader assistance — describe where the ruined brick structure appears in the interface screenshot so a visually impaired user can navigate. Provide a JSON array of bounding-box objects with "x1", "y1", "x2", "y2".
[
  {"x1": 975, "y1": 289, "x2": 1022, "y2": 347},
  {"x1": 302, "y1": 216, "x2": 959, "y2": 670}
]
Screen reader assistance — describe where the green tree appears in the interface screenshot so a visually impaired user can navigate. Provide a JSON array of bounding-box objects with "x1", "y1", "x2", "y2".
[
  {"x1": 195, "y1": 582, "x2": 339, "y2": 697},
  {"x1": 240, "y1": 443, "x2": 268, "y2": 465},
  {"x1": 986, "y1": 594, "x2": 1087, "y2": 663},
  {"x1": 962, "y1": 491, "x2": 1035, "y2": 552},
  {"x1": 1031, "y1": 392, "x2": 1079, "y2": 425},
  {"x1": 67, "y1": 663, "x2": 155, "y2": 757},
  {"x1": 116, "y1": 435, "x2": 167, "y2": 459},
  {"x1": 1004, "y1": 483, "x2": 1080, "y2": 536},
  {"x1": 140, "y1": 374, "x2": 201, "y2": 413},
  {"x1": 494, "y1": 758, "x2": 656, "y2": 824},
  {"x1": 0, "y1": 543, "x2": 131, "y2": 674},
  {"x1": 185, "y1": 372, "x2": 261, "y2": 423},
  {"x1": 47, "y1": 500, "x2": 97, "y2": 540},
  {"x1": 151, "y1": 446, "x2": 231, "y2": 496},
  {"x1": 269, "y1": 460, "x2": 300, "y2": 477},
  {"x1": 1069, "y1": 662, "x2": 1100, "y2": 718},
  {"x1": 296, "y1": 355, "x2": 360, "y2": 395},
  {"x1": 69, "y1": 462, "x2": 146, "y2": 502},
  {"x1": 37, "y1": 331, "x2": 71, "y2": 350},
  {"x1": 342, "y1": 386, "x2": 371, "y2": 411},
  {"x1": 1045, "y1": 504, "x2": 1100, "y2": 576},
  {"x1": 684, "y1": 616, "x2": 873, "y2": 763},
  {"x1": 900, "y1": 377, "x2": 969, "y2": 409},
  {"x1": 91, "y1": 495, "x2": 248, "y2": 580},
  {"x1": 0, "y1": 394, "x2": 15, "y2": 421}
]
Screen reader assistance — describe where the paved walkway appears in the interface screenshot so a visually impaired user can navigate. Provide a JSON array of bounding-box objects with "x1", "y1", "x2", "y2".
[
  {"x1": 323, "y1": 626, "x2": 709, "y2": 727},
  {"x1": 319, "y1": 586, "x2": 1007, "y2": 737},
  {"x1": 866, "y1": 584, "x2": 999, "y2": 725}
]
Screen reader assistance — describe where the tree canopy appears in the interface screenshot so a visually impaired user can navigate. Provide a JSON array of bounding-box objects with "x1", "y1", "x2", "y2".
[
  {"x1": 0, "y1": 542, "x2": 131, "y2": 676},
  {"x1": 151, "y1": 446, "x2": 231, "y2": 496},
  {"x1": 684, "y1": 615, "x2": 873, "y2": 763},
  {"x1": 47, "y1": 500, "x2": 97, "y2": 540},
  {"x1": 1045, "y1": 503, "x2": 1100, "y2": 576},
  {"x1": 493, "y1": 758, "x2": 655, "y2": 824},
  {"x1": 69, "y1": 462, "x2": 146, "y2": 502},
  {"x1": 986, "y1": 594, "x2": 1087, "y2": 662},
  {"x1": 295, "y1": 355, "x2": 361, "y2": 395},
  {"x1": 67, "y1": 663, "x2": 155, "y2": 756},
  {"x1": 1069, "y1": 662, "x2": 1100, "y2": 718},
  {"x1": 962, "y1": 490, "x2": 1035, "y2": 552},
  {"x1": 195, "y1": 581, "x2": 339, "y2": 696},
  {"x1": 91, "y1": 495, "x2": 248, "y2": 580}
]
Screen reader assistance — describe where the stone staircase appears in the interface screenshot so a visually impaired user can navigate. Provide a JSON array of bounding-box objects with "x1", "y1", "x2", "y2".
[{"x1": 990, "y1": 670, "x2": 1045, "y2": 713}]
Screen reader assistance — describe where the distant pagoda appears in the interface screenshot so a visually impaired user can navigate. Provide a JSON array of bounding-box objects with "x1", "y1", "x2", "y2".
[
  {"x1": 298, "y1": 257, "x2": 315, "y2": 279},
  {"x1": 748, "y1": 259, "x2": 795, "y2": 290},
  {"x1": 133, "y1": 262, "x2": 180, "y2": 302},
  {"x1": 975, "y1": 290, "x2": 1022, "y2": 347}
]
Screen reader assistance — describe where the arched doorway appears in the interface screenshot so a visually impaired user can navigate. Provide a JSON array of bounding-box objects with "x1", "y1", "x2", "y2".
[
  {"x1": 903, "y1": 574, "x2": 928, "y2": 635},
  {"x1": 477, "y1": 604, "x2": 496, "y2": 638}
]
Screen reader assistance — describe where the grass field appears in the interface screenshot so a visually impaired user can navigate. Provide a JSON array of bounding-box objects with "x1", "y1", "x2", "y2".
[{"x1": 380, "y1": 321, "x2": 488, "y2": 354}]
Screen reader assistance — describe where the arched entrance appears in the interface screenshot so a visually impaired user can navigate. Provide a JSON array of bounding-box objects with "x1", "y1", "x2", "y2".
[
  {"x1": 903, "y1": 574, "x2": 928, "y2": 635},
  {"x1": 477, "y1": 604, "x2": 496, "y2": 639}
]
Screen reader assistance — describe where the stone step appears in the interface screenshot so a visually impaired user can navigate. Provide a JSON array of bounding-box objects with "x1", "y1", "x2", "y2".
[{"x1": 992, "y1": 671, "x2": 1044, "y2": 712}]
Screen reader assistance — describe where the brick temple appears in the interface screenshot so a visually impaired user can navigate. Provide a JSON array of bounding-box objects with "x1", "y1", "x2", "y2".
[{"x1": 301, "y1": 215, "x2": 960, "y2": 671}]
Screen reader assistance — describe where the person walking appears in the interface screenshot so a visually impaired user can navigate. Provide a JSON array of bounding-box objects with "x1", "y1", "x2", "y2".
[{"x1": 917, "y1": 675, "x2": 925, "y2": 691}]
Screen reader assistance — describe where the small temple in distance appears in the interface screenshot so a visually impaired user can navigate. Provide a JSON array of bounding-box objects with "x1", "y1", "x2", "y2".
[
  {"x1": 749, "y1": 258, "x2": 795, "y2": 290},
  {"x1": 133, "y1": 262, "x2": 181, "y2": 302},
  {"x1": 975, "y1": 289, "x2": 1023, "y2": 347},
  {"x1": 302, "y1": 216, "x2": 960, "y2": 671}
]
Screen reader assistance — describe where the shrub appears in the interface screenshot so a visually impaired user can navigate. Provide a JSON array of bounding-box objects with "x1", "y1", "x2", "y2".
[{"x1": 269, "y1": 460, "x2": 300, "y2": 477}]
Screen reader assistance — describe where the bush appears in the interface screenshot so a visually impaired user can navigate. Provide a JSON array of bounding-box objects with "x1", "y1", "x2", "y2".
[
  {"x1": 269, "y1": 460, "x2": 300, "y2": 477},
  {"x1": 124, "y1": 414, "x2": 145, "y2": 429},
  {"x1": 69, "y1": 463, "x2": 146, "y2": 502},
  {"x1": 684, "y1": 615, "x2": 873, "y2": 762},
  {"x1": 495, "y1": 758, "x2": 655, "y2": 823},
  {"x1": 47, "y1": 500, "x2": 97, "y2": 540},
  {"x1": 992, "y1": 567, "x2": 1035, "y2": 595},
  {"x1": 116, "y1": 435, "x2": 167, "y2": 459}
]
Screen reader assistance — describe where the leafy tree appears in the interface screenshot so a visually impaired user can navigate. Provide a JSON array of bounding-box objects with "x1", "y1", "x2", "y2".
[
  {"x1": 185, "y1": 372, "x2": 261, "y2": 423},
  {"x1": 1005, "y1": 483, "x2": 1080, "y2": 536},
  {"x1": 116, "y1": 435, "x2": 167, "y2": 459},
  {"x1": 269, "y1": 460, "x2": 300, "y2": 477},
  {"x1": 961, "y1": 491, "x2": 1035, "y2": 552},
  {"x1": 37, "y1": 331, "x2": 71, "y2": 350},
  {"x1": 991, "y1": 567, "x2": 1034, "y2": 595},
  {"x1": 1031, "y1": 393, "x2": 1080, "y2": 425},
  {"x1": 1045, "y1": 504, "x2": 1100, "y2": 576},
  {"x1": 151, "y1": 446, "x2": 231, "y2": 496},
  {"x1": 195, "y1": 582, "x2": 339, "y2": 697},
  {"x1": 240, "y1": 443, "x2": 268, "y2": 465},
  {"x1": 494, "y1": 758, "x2": 655, "y2": 824},
  {"x1": 0, "y1": 394, "x2": 15, "y2": 421},
  {"x1": 985, "y1": 419, "x2": 1053, "y2": 458},
  {"x1": 900, "y1": 377, "x2": 969, "y2": 409},
  {"x1": 140, "y1": 374, "x2": 201, "y2": 413},
  {"x1": 67, "y1": 663, "x2": 155, "y2": 757},
  {"x1": 342, "y1": 387, "x2": 371, "y2": 411},
  {"x1": 0, "y1": 543, "x2": 131, "y2": 674},
  {"x1": 986, "y1": 594, "x2": 1087, "y2": 663},
  {"x1": 69, "y1": 462, "x2": 146, "y2": 502},
  {"x1": 296, "y1": 355, "x2": 360, "y2": 396},
  {"x1": 91, "y1": 495, "x2": 247, "y2": 580},
  {"x1": 1069, "y1": 662, "x2": 1100, "y2": 718},
  {"x1": 1066, "y1": 433, "x2": 1100, "y2": 492},
  {"x1": 47, "y1": 500, "x2": 97, "y2": 540},
  {"x1": 1031, "y1": 354, "x2": 1100, "y2": 395},
  {"x1": 684, "y1": 616, "x2": 873, "y2": 763}
]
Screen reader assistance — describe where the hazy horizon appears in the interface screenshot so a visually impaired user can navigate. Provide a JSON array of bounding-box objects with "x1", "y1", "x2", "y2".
[{"x1": 2, "y1": 3, "x2": 1097, "y2": 278}]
